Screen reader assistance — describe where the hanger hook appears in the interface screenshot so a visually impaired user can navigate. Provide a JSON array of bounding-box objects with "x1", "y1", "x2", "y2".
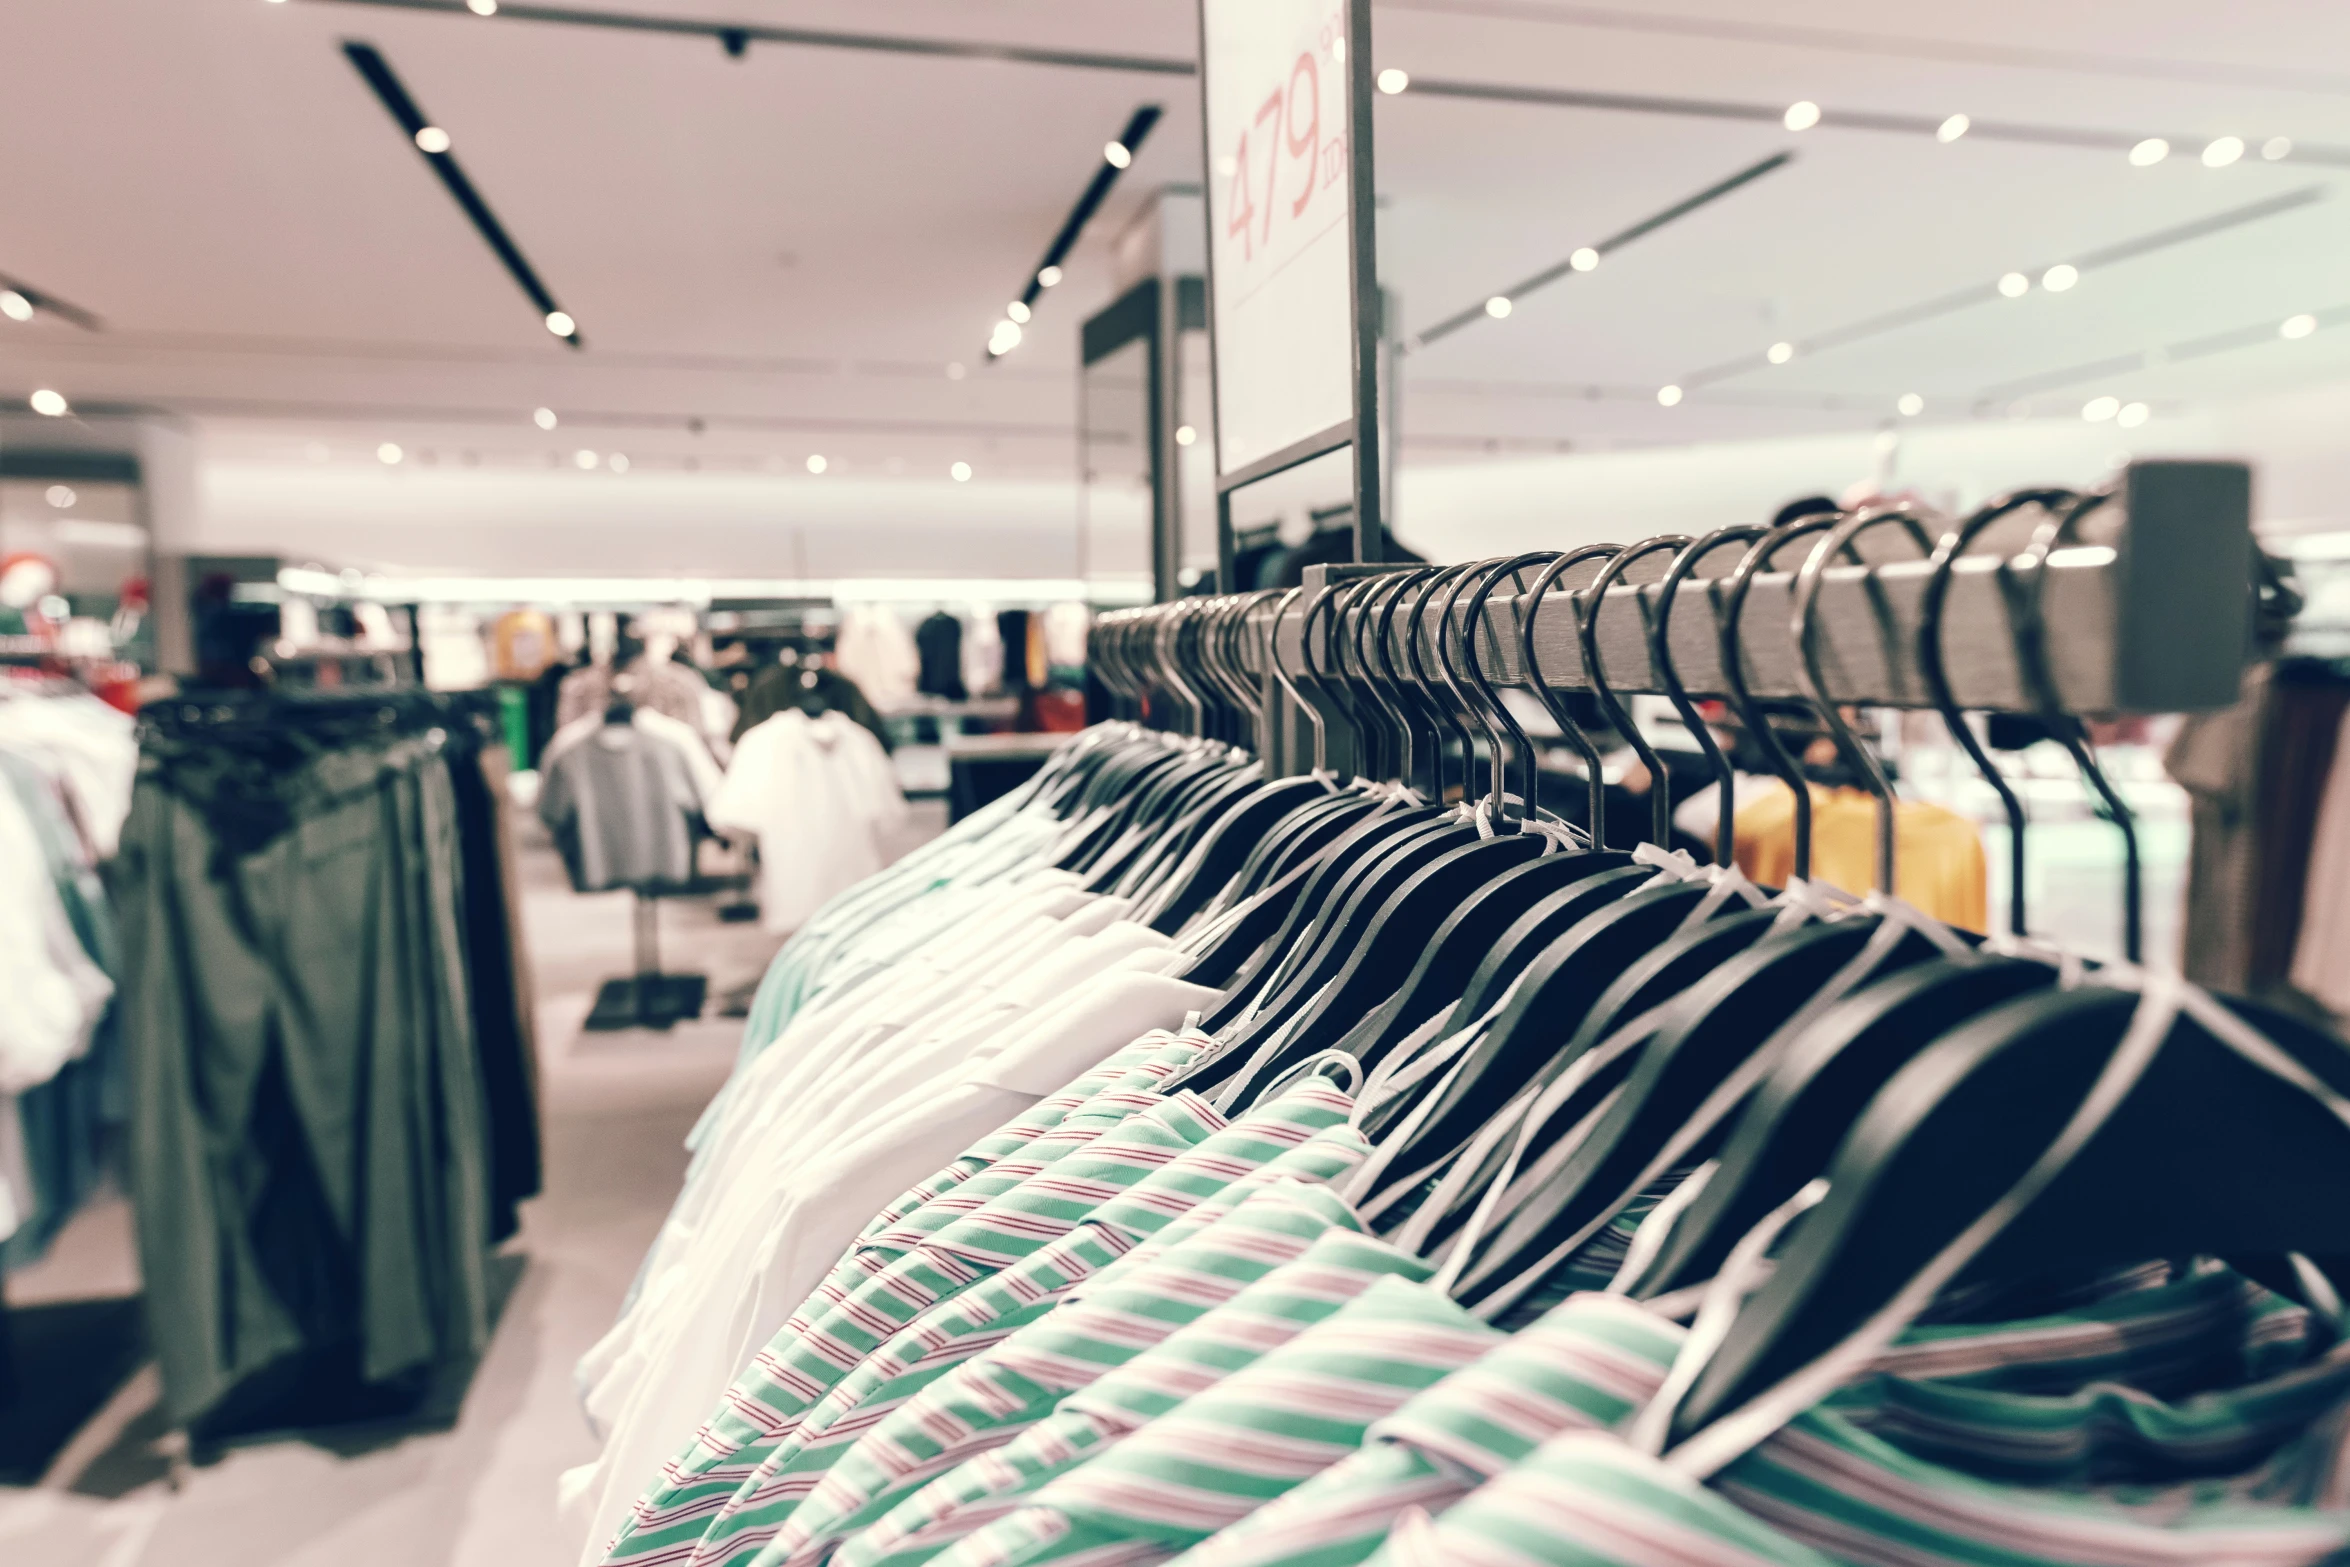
[
  {"x1": 1302, "y1": 578, "x2": 1372, "y2": 779},
  {"x1": 1579, "y1": 535, "x2": 1694, "y2": 848},
  {"x1": 1789, "y1": 505, "x2": 1939, "y2": 896},
  {"x1": 1919, "y1": 489, "x2": 2078, "y2": 937},
  {"x1": 1457, "y1": 554, "x2": 1553, "y2": 829},
  {"x1": 1262, "y1": 587, "x2": 1328, "y2": 773},
  {"x1": 1344, "y1": 572, "x2": 1415, "y2": 784},
  {"x1": 2006, "y1": 488, "x2": 2144, "y2": 962},
  {"x1": 1369, "y1": 567, "x2": 1443, "y2": 793},
  {"x1": 1520, "y1": 545, "x2": 1625, "y2": 846},
  {"x1": 1398, "y1": 564, "x2": 1478, "y2": 801},
  {"x1": 1719, "y1": 516, "x2": 1845, "y2": 882},
  {"x1": 1653, "y1": 527, "x2": 1766, "y2": 867}
]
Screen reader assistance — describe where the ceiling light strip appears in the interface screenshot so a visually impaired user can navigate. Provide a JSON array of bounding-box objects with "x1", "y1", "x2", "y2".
[
  {"x1": 1401, "y1": 76, "x2": 2350, "y2": 166},
  {"x1": 0, "y1": 270, "x2": 104, "y2": 332},
  {"x1": 1976, "y1": 303, "x2": 2350, "y2": 402},
  {"x1": 297, "y1": 0, "x2": 2350, "y2": 168},
  {"x1": 341, "y1": 41, "x2": 584, "y2": 347},
  {"x1": 1410, "y1": 151, "x2": 1792, "y2": 349},
  {"x1": 1679, "y1": 184, "x2": 2329, "y2": 389},
  {"x1": 306, "y1": 0, "x2": 1194, "y2": 74},
  {"x1": 987, "y1": 105, "x2": 1162, "y2": 362}
]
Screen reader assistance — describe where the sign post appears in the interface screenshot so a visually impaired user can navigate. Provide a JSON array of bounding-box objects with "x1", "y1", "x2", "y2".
[{"x1": 1197, "y1": 0, "x2": 1381, "y2": 573}]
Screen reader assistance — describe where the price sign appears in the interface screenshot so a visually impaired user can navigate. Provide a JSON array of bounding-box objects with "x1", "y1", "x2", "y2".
[{"x1": 1199, "y1": 0, "x2": 1364, "y2": 482}]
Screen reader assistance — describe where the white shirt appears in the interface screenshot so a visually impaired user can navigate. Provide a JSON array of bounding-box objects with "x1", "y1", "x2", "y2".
[{"x1": 711, "y1": 710, "x2": 908, "y2": 933}]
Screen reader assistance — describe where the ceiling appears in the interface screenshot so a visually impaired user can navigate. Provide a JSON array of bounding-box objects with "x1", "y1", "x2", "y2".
[{"x1": 3, "y1": 0, "x2": 2349, "y2": 490}]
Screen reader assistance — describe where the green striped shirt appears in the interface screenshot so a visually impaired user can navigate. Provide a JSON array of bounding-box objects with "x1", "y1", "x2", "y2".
[
  {"x1": 835, "y1": 1226, "x2": 1432, "y2": 1567},
  {"x1": 691, "y1": 1078, "x2": 1366, "y2": 1567},
  {"x1": 603, "y1": 1040, "x2": 1203, "y2": 1564}
]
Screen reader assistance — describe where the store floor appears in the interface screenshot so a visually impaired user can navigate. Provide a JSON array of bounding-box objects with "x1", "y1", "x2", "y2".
[{"x1": 0, "y1": 801, "x2": 946, "y2": 1567}]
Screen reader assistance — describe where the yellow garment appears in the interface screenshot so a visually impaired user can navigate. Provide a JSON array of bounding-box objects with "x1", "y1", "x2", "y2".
[{"x1": 1733, "y1": 784, "x2": 1988, "y2": 933}]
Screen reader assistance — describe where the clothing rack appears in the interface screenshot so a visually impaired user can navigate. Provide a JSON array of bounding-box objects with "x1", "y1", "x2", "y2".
[{"x1": 1215, "y1": 462, "x2": 2254, "y2": 776}]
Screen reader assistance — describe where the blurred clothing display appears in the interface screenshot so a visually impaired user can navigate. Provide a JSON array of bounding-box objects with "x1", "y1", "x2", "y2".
[
  {"x1": 962, "y1": 610, "x2": 1005, "y2": 698},
  {"x1": 732, "y1": 662, "x2": 891, "y2": 753},
  {"x1": 914, "y1": 611, "x2": 967, "y2": 701},
  {"x1": 114, "y1": 692, "x2": 538, "y2": 1431},
  {"x1": 2169, "y1": 662, "x2": 2350, "y2": 999},
  {"x1": 0, "y1": 684, "x2": 134, "y2": 1263},
  {"x1": 836, "y1": 606, "x2": 919, "y2": 709},
  {"x1": 538, "y1": 707, "x2": 715, "y2": 894},
  {"x1": 708, "y1": 708, "x2": 906, "y2": 933},
  {"x1": 2293, "y1": 703, "x2": 2350, "y2": 1017},
  {"x1": 1042, "y1": 601, "x2": 1090, "y2": 671},
  {"x1": 1733, "y1": 782, "x2": 1989, "y2": 932},
  {"x1": 557, "y1": 655, "x2": 713, "y2": 738},
  {"x1": 995, "y1": 610, "x2": 1034, "y2": 692},
  {"x1": 490, "y1": 609, "x2": 560, "y2": 682}
]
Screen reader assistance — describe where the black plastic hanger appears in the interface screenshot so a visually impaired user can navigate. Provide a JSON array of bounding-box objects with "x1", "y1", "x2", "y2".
[
  {"x1": 1625, "y1": 499, "x2": 2072, "y2": 1297},
  {"x1": 2005, "y1": 490, "x2": 2146, "y2": 963},
  {"x1": 1453, "y1": 509, "x2": 1964, "y2": 1315},
  {"x1": 1667, "y1": 981, "x2": 2350, "y2": 1456}
]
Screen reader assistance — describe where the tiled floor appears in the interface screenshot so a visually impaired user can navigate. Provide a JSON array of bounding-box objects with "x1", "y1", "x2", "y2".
[{"x1": 0, "y1": 802, "x2": 943, "y2": 1566}]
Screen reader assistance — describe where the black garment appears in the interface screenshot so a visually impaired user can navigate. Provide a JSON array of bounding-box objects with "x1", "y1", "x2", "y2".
[
  {"x1": 731, "y1": 665, "x2": 892, "y2": 752},
  {"x1": 915, "y1": 612, "x2": 967, "y2": 701},
  {"x1": 442, "y1": 731, "x2": 541, "y2": 1243},
  {"x1": 996, "y1": 611, "x2": 1033, "y2": 693}
]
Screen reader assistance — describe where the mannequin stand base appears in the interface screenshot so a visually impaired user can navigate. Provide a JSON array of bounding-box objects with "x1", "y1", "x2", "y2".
[
  {"x1": 585, "y1": 973, "x2": 707, "y2": 1031},
  {"x1": 582, "y1": 891, "x2": 705, "y2": 1030}
]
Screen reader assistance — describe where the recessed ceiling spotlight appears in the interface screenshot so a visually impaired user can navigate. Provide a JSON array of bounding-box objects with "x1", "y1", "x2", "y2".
[
  {"x1": 377, "y1": 441, "x2": 403, "y2": 464},
  {"x1": 1766, "y1": 341, "x2": 1795, "y2": 365},
  {"x1": 1897, "y1": 392, "x2": 1924, "y2": 417},
  {"x1": 1657, "y1": 385, "x2": 1684, "y2": 407},
  {"x1": 45, "y1": 485, "x2": 75, "y2": 509},
  {"x1": 2081, "y1": 395, "x2": 2120, "y2": 422},
  {"x1": 1569, "y1": 247, "x2": 1599, "y2": 273},
  {"x1": 1936, "y1": 113, "x2": 1970, "y2": 143},
  {"x1": 1175, "y1": 425, "x2": 1197, "y2": 447},
  {"x1": 1997, "y1": 271, "x2": 2031, "y2": 298},
  {"x1": 414, "y1": 125, "x2": 451, "y2": 154},
  {"x1": 467, "y1": 0, "x2": 497, "y2": 13},
  {"x1": 608, "y1": 453, "x2": 630, "y2": 473},
  {"x1": 806, "y1": 454, "x2": 828, "y2": 474},
  {"x1": 2202, "y1": 135, "x2": 2245, "y2": 168},
  {"x1": 1037, "y1": 266, "x2": 1063, "y2": 288},
  {"x1": 1104, "y1": 142, "x2": 1132, "y2": 169},
  {"x1": 0, "y1": 290, "x2": 32, "y2": 322},
  {"x1": 950, "y1": 461, "x2": 973, "y2": 482},
  {"x1": 2117, "y1": 402, "x2": 2151, "y2": 429},
  {"x1": 28, "y1": 388, "x2": 68, "y2": 417},
  {"x1": 574, "y1": 449, "x2": 599, "y2": 469},
  {"x1": 2129, "y1": 137, "x2": 2170, "y2": 167},
  {"x1": 1377, "y1": 68, "x2": 1409, "y2": 94},
  {"x1": 532, "y1": 406, "x2": 558, "y2": 430},
  {"x1": 2263, "y1": 136, "x2": 2294, "y2": 161},
  {"x1": 1007, "y1": 301, "x2": 1032, "y2": 324},
  {"x1": 1783, "y1": 100, "x2": 1821, "y2": 131},
  {"x1": 545, "y1": 310, "x2": 576, "y2": 336},
  {"x1": 2281, "y1": 313, "x2": 2319, "y2": 339},
  {"x1": 1484, "y1": 296, "x2": 1512, "y2": 319},
  {"x1": 989, "y1": 320, "x2": 1024, "y2": 354},
  {"x1": 2040, "y1": 263, "x2": 2080, "y2": 293}
]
